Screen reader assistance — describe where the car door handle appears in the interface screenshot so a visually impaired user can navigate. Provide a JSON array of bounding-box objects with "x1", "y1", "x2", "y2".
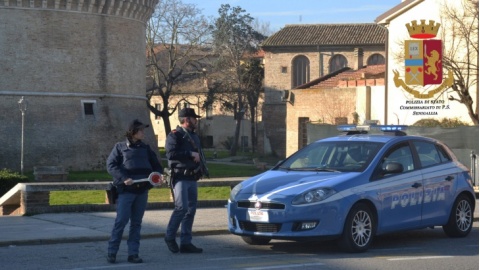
[
  {"x1": 412, "y1": 182, "x2": 422, "y2": 188},
  {"x1": 445, "y1": 175, "x2": 454, "y2": 181}
]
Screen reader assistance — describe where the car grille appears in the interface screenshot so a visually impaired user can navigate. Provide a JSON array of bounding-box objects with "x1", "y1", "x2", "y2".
[
  {"x1": 237, "y1": 201, "x2": 285, "y2": 210},
  {"x1": 239, "y1": 221, "x2": 281, "y2": 233}
]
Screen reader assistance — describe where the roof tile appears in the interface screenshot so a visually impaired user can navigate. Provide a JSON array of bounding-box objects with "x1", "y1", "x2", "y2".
[{"x1": 262, "y1": 24, "x2": 387, "y2": 47}]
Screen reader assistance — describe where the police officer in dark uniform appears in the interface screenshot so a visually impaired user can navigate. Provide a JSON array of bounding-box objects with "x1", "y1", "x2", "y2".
[
  {"x1": 106, "y1": 119, "x2": 163, "y2": 263},
  {"x1": 164, "y1": 108, "x2": 205, "y2": 253}
]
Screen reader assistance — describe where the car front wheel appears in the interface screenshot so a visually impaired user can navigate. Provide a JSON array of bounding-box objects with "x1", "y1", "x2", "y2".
[
  {"x1": 241, "y1": 236, "x2": 271, "y2": 245},
  {"x1": 443, "y1": 194, "x2": 473, "y2": 237},
  {"x1": 338, "y1": 203, "x2": 376, "y2": 253}
]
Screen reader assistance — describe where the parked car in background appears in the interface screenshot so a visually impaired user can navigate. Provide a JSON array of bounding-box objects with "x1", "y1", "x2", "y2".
[{"x1": 228, "y1": 125, "x2": 476, "y2": 252}]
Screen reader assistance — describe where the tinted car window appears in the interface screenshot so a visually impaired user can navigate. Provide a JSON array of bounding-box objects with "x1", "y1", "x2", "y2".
[
  {"x1": 436, "y1": 144, "x2": 452, "y2": 163},
  {"x1": 414, "y1": 141, "x2": 442, "y2": 167},
  {"x1": 381, "y1": 143, "x2": 414, "y2": 173}
]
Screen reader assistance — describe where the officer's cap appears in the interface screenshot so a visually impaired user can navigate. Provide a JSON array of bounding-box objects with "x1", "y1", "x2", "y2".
[
  {"x1": 128, "y1": 119, "x2": 149, "y2": 132},
  {"x1": 179, "y1": 108, "x2": 201, "y2": 118}
]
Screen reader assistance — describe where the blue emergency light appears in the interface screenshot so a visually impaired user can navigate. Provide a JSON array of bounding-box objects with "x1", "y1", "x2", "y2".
[
  {"x1": 337, "y1": 125, "x2": 408, "y2": 135},
  {"x1": 378, "y1": 125, "x2": 408, "y2": 131}
]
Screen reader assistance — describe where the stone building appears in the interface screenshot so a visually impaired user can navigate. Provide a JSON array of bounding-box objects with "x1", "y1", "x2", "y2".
[
  {"x1": 285, "y1": 65, "x2": 386, "y2": 156},
  {"x1": 0, "y1": 0, "x2": 158, "y2": 172},
  {"x1": 261, "y1": 24, "x2": 387, "y2": 158}
]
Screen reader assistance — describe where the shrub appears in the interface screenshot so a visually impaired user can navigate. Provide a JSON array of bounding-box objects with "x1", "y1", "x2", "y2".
[{"x1": 0, "y1": 169, "x2": 29, "y2": 197}]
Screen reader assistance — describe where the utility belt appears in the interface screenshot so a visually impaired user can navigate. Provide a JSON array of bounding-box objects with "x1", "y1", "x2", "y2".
[
  {"x1": 173, "y1": 168, "x2": 198, "y2": 176},
  {"x1": 172, "y1": 167, "x2": 202, "y2": 180}
]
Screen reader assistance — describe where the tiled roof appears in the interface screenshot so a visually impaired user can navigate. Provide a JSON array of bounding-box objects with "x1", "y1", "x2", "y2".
[
  {"x1": 296, "y1": 64, "x2": 386, "y2": 89},
  {"x1": 262, "y1": 24, "x2": 387, "y2": 47}
]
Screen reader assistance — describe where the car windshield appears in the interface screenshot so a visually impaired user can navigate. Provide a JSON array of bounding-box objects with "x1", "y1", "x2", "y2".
[{"x1": 277, "y1": 141, "x2": 383, "y2": 172}]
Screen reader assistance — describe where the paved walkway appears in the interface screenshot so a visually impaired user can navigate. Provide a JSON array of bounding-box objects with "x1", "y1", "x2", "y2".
[{"x1": 0, "y1": 207, "x2": 229, "y2": 247}]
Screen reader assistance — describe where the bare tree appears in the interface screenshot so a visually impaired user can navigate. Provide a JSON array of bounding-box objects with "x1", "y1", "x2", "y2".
[
  {"x1": 146, "y1": 0, "x2": 212, "y2": 136},
  {"x1": 441, "y1": 0, "x2": 478, "y2": 125}
]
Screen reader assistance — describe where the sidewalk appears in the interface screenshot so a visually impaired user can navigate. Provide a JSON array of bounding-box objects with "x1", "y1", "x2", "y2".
[
  {"x1": 0, "y1": 200, "x2": 478, "y2": 247},
  {"x1": 0, "y1": 207, "x2": 229, "y2": 247}
]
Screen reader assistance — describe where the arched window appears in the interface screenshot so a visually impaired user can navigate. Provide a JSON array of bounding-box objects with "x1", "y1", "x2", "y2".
[
  {"x1": 292, "y1": 55, "x2": 310, "y2": 88},
  {"x1": 329, "y1": 54, "x2": 348, "y2": 73},
  {"x1": 367, "y1": 53, "x2": 385, "y2": 65}
]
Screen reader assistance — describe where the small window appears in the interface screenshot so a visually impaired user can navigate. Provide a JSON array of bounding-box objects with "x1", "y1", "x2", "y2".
[
  {"x1": 292, "y1": 55, "x2": 310, "y2": 88},
  {"x1": 84, "y1": 103, "x2": 94, "y2": 115},
  {"x1": 281, "y1": 66, "x2": 287, "y2": 73},
  {"x1": 81, "y1": 100, "x2": 96, "y2": 118},
  {"x1": 437, "y1": 145, "x2": 452, "y2": 163},
  {"x1": 329, "y1": 54, "x2": 348, "y2": 73},
  {"x1": 367, "y1": 53, "x2": 385, "y2": 65}
]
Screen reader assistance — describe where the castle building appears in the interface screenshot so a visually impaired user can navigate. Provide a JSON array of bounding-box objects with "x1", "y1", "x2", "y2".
[{"x1": 0, "y1": 0, "x2": 158, "y2": 172}]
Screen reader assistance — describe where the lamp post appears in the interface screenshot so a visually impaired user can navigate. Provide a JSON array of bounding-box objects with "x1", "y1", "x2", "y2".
[{"x1": 18, "y1": 96, "x2": 27, "y2": 175}]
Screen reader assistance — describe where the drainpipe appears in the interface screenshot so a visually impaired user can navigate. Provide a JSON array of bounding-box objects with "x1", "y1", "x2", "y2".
[{"x1": 383, "y1": 25, "x2": 389, "y2": 125}]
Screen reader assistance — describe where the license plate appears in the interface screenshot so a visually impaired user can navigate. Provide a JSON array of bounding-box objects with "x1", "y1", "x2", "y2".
[{"x1": 248, "y1": 209, "x2": 269, "y2": 222}]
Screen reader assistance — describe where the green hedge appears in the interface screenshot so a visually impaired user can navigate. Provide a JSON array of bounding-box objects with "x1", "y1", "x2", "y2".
[{"x1": 0, "y1": 169, "x2": 29, "y2": 197}]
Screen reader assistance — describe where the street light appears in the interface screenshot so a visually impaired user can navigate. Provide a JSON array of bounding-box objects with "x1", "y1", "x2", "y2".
[{"x1": 18, "y1": 96, "x2": 27, "y2": 175}]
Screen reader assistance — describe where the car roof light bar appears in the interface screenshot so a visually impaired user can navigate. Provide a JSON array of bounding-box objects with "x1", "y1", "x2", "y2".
[
  {"x1": 378, "y1": 125, "x2": 408, "y2": 132},
  {"x1": 337, "y1": 125, "x2": 408, "y2": 135}
]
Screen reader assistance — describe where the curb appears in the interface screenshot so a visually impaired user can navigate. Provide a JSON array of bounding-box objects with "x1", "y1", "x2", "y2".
[{"x1": 0, "y1": 229, "x2": 230, "y2": 247}]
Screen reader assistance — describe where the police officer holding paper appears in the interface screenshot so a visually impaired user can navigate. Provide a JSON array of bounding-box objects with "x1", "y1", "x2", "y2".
[{"x1": 164, "y1": 107, "x2": 206, "y2": 253}]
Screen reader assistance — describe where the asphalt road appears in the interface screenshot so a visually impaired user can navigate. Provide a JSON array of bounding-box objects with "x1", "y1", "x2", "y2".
[{"x1": 1, "y1": 222, "x2": 477, "y2": 270}]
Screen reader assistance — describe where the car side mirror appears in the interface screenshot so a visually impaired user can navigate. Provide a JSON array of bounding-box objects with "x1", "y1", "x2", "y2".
[{"x1": 384, "y1": 162, "x2": 404, "y2": 174}]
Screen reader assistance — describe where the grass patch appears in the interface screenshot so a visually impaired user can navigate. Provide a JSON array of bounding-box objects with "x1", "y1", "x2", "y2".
[
  {"x1": 48, "y1": 161, "x2": 258, "y2": 205},
  {"x1": 50, "y1": 187, "x2": 231, "y2": 205}
]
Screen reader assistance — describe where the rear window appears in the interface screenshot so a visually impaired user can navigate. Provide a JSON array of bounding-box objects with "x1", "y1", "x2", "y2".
[{"x1": 413, "y1": 141, "x2": 450, "y2": 167}]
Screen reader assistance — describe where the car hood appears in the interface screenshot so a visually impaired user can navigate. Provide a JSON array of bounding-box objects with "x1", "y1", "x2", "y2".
[{"x1": 236, "y1": 170, "x2": 359, "y2": 201}]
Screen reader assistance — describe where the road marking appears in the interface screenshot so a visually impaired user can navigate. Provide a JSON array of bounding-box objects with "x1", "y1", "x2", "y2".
[
  {"x1": 243, "y1": 262, "x2": 326, "y2": 270},
  {"x1": 387, "y1": 256, "x2": 454, "y2": 261},
  {"x1": 208, "y1": 254, "x2": 314, "y2": 261}
]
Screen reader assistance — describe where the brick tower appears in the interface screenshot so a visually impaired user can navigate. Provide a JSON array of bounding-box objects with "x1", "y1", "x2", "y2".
[{"x1": 0, "y1": 1, "x2": 158, "y2": 171}]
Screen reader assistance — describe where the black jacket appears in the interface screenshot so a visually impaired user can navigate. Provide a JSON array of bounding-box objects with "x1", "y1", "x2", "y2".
[
  {"x1": 107, "y1": 139, "x2": 163, "y2": 193},
  {"x1": 165, "y1": 126, "x2": 202, "y2": 180}
]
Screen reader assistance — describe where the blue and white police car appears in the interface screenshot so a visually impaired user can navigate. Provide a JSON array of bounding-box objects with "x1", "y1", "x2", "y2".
[{"x1": 227, "y1": 125, "x2": 476, "y2": 252}]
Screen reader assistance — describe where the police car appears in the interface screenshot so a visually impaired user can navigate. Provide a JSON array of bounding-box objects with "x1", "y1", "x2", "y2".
[{"x1": 227, "y1": 125, "x2": 476, "y2": 252}]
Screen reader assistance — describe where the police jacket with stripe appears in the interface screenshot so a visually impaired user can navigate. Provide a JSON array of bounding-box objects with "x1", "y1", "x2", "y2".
[{"x1": 107, "y1": 139, "x2": 163, "y2": 193}]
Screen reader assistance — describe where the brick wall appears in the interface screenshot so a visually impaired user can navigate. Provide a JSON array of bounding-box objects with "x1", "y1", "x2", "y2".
[
  {"x1": 263, "y1": 45, "x2": 385, "y2": 158},
  {"x1": 0, "y1": 4, "x2": 158, "y2": 172},
  {"x1": 286, "y1": 88, "x2": 357, "y2": 156}
]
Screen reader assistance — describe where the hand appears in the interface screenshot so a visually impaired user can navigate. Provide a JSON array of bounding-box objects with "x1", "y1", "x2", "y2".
[
  {"x1": 124, "y1": 178, "x2": 133, "y2": 185},
  {"x1": 191, "y1": 151, "x2": 200, "y2": 163}
]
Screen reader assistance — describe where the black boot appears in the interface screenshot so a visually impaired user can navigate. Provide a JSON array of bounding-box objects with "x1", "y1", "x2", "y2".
[
  {"x1": 180, "y1": 243, "x2": 203, "y2": 253},
  {"x1": 127, "y1": 254, "x2": 143, "y2": 263}
]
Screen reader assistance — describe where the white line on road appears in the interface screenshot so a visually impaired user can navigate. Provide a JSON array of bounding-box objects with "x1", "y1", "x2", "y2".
[
  {"x1": 387, "y1": 256, "x2": 454, "y2": 261},
  {"x1": 243, "y1": 262, "x2": 326, "y2": 270}
]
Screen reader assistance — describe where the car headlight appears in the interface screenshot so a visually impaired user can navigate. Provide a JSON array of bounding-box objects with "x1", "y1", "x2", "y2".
[
  {"x1": 230, "y1": 183, "x2": 243, "y2": 201},
  {"x1": 292, "y1": 188, "x2": 336, "y2": 205}
]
